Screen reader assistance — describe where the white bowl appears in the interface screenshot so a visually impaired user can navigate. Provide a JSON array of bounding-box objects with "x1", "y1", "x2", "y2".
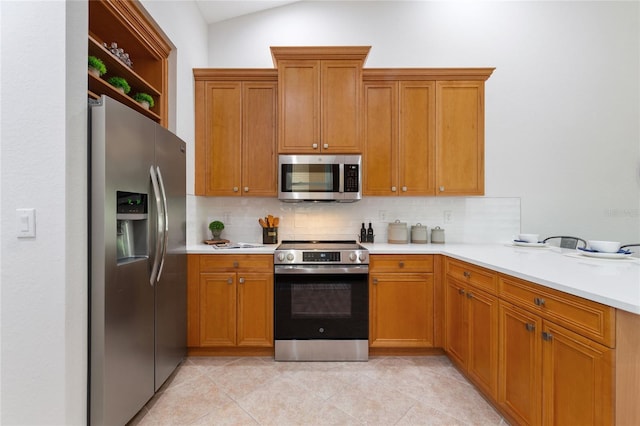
[
  {"x1": 518, "y1": 233, "x2": 539, "y2": 243},
  {"x1": 587, "y1": 240, "x2": 621, "y2": 253}
]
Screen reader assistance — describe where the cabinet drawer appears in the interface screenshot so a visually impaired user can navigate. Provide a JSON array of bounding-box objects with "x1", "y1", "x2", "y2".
[
  {"x1": 370, "y1": 254, "x2": 434, "y2": 273},
  {"x1": 199, "y1": 254, "x2": 273, "y2": 272},
  {"x1": 498, "y1": 274, "x2": 615, "y2": 347},
  {"x1": 445, "y1": 258, "x2": 497, "y2": 294}
]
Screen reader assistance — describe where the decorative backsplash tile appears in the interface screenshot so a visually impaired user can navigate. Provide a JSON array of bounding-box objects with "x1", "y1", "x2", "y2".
[{"x1": 189, "y1": 196, "x2": 520, "y2": 245}]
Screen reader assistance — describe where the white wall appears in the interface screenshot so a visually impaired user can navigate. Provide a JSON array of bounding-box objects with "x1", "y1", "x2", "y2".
[
  {"x1": 0, "y1": 1, "x2": 87, "y2": 424},
  {"x1": 205, "y1": 1, "x2": 640, "y2": 244},
  {"x1": 0, "y1": 0, "x2": 207, "y2": 424}
]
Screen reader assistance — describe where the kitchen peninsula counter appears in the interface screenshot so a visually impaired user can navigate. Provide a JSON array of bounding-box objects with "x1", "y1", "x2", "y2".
[{"x1": 186, "y1": 242, "x2": 640, "y2": 314}]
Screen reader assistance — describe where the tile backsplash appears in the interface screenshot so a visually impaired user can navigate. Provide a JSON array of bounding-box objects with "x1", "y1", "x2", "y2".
[{"x1": 188, "y1": 196, "x2": 520, "y2": 245}]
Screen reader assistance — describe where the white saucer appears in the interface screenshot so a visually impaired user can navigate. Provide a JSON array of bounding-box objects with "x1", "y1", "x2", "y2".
[
  {"x1": 577, "y1": 250, "x2": 633, "y2": 259},
  {"x1": 512, "y1": 241, "x2": 547, "y2": 248}
]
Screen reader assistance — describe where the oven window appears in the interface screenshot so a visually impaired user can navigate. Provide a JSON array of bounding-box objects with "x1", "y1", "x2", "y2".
[
  {"x1": 281, "y1": 164, "x2": 339, "y2": 192},
  {"x1": 291, "y1": 283, "x2": 351, "y2": 318}
]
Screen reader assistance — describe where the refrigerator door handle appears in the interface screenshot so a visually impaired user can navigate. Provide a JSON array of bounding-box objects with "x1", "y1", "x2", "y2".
[
  {"x1": 155, "y1": 166, "x2": 169, "y2": 282},
  {"x1": 149, "y1": 165, "x2": 164, "y2": 286}
]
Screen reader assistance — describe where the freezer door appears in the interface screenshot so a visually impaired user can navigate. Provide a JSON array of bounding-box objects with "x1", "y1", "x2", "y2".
[
  {"x1": 90, "y1": 96, "x2": 155, "y2": 426},
  {"x1": 153, "y1": 125, "x2": 187, "y2": 391}
]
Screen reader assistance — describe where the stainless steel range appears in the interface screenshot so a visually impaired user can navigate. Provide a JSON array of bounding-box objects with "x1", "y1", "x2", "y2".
[{"x1": 274, "y1": 240, "x2": 369, "y2": 361}]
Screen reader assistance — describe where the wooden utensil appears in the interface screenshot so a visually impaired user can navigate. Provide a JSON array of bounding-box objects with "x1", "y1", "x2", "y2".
[{"x1": 259, "y1": 218, "x2": 267, "y2": 228}]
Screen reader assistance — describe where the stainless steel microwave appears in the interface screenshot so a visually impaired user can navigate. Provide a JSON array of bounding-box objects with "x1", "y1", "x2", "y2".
[{"x1": 278, "y1": 154, "x2": 362, "y2": 202}]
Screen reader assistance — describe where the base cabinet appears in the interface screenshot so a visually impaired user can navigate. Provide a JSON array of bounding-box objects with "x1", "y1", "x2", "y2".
[
  {"x1": 445, "y1": 278, "x2": 499, "y2": 399},
  {"x1": 188, "y1": 254, "x2": 273, "y2": 354},
  {"x1": 369, "y1": 255, "x2": 435, "y2": 349},
  {"x1": 498, "y1": 300, "x2": 613, "y2": 425}
]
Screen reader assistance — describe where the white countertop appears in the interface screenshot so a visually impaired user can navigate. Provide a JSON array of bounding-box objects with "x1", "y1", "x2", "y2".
[{"x1": 186, "y1": 242, "x2": 640, "y2": 314}]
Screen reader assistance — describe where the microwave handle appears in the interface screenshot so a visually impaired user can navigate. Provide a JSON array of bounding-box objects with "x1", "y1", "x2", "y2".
[{"x1": 339, "y1": 163, "x2": 344, "y2": 193}]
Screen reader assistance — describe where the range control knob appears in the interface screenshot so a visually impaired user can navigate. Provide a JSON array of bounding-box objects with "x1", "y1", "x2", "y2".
[
  {"x1": 277, "y1": 253, "x2": 285, "y2": 262},
  {"x1": 359, "y1": 253, "x2": 367, "y2": 262},
  {"x1": 286, "y1": 253, "x2": 295, "y2": 261},
  {"x1": 349, "y1": 253, "x2": 357, "y2": 262}
]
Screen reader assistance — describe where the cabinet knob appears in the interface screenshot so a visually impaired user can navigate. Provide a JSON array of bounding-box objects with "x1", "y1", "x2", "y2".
[
  {"x1": 323, "y1": 143, "x2": 329, "y2": 149},
  {"x1": 463, "y1": 271, "x2": 471, "y2": 278},
  {"x1": 227, "y1": 278, "x2": 233, "y2": 285},
  {"x1": 458, "y1": 288, "x2": 465, "y2": 295},
  {"x1": 534, "y1": 297, "x2": 546, "y2": 306},
  {"x1": 373, "y1": 278, "x2": 378, "y2": 285},
  {"x1": 401, "y1": 186, "x2": 407, "y2": 192},
  {"x1": 525, "y1": 323, "x2": 535, "y2": 332},
  {"x1": 244, "y1": 186, "x2": 249, "y2": 192},
  {"x1": 233, "y1": 261, "x2": 239, "y2": 268},
  {"x1": 312, "y1": 143, "x2": 318, "y2": 149},
  {"x1": 399, "y1": 262, "x2": 404, "y2": 268},
  {"x1": 439, "y1": 186, "x2": 445, "y2": 192},
  {"x1": 542, "y1": 331, "x2": 553, "y2": 341},
  {"x1": 391, "y1": 186, "x2": 397, "y2": 192},
  {"x1": 239, "y1": 277, "x2": 245, "y2": 284},
  {"x1": 466, "y1": 292, "x2": 473, "y2": 299},
  {"x1": 233, "y1": 186, "x2": 239, "y2": 192}
]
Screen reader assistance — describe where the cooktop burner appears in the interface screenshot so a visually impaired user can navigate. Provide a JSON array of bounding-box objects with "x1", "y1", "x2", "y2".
[
  {"x1": 274, "y1": 240, "x2": 369, "y2": 265},
  {"x1": 277, "y1": 240, "x2": 365, "y2": 250}
]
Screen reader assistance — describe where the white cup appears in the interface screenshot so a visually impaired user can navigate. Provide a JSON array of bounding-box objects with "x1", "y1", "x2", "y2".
[{"x1": 518, "y1": 233, "x2": 539, "y2": 243}]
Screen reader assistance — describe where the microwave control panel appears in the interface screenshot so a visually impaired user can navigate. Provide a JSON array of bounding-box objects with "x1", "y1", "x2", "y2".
[{"x1": 344, "y1": 164, "x2": 359, "y2": 192}]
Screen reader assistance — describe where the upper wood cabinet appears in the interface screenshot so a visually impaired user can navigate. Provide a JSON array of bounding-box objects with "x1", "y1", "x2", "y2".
[
  {"x1": 363, "y1": 80, "x2": 436, "y2": 195},
  {"x1": 88, "y1": 0, "x2": 171, "y2": 126},
  {"x1": 436, "y1": 81, "x2": 486, "y2": 195},
  {"x1": 194, "y1": 69, "x2": 278, "y2": 197},
  {"x1": 362, "y1": 69, "x2": 494, "y2": 196},
  {"x1": 271, "y1": 46, "x2": 370, "y2": 153}
]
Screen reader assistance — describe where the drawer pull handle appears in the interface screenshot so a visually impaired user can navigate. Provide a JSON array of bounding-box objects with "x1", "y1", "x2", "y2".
[
  {"x1": 542, "y1": 331, "x2": 553, "y2": 341},
  {"x1": 525, "y1": 323, "x2": 535, "y2": 332},
  {"x1": 534, "y1": 297, "x2": 546, "y2": 306},
  {"x1": 227, "y1": 278, "x2": 233, "y2": 285},
  {"x1": 399, "y1": 262, "x2": 404, "y2": 268},
  {"x1": 463, "y1": 271, "x2": 471, "y2": 278},
  {"x1": 458, "y1": 288, "x2": 465, "y2": 295},
  {"x1": 233, "y1": 261, "x2": 239, "y2": 268}
]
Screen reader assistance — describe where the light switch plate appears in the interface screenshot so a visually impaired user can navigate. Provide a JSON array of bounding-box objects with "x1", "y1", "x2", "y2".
[{"x1": 16, "y1": 208, "x2": 36, "y2": 238}]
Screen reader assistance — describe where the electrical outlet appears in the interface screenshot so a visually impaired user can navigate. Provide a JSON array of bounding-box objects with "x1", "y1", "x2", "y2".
[
  {"x1": 444, "y1": 210, "x2": 453, "y2": 224},
  {"x1": 223, "y1": 212, "x2": 231, "y2": 224},
  {"x1": 379, "y1": 210, "x2": 387, "y2": 221}
]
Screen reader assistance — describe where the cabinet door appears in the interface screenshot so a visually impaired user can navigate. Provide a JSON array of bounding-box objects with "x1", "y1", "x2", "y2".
[
  {"x1": 466, "y1": 287, "x2": 498, "y2": 400},
  {"x1": 542, "y1": 321, "x2": 613, "y2": 425},
  {"x1": 444, "y1": 279, "x2": 468, "y2": 368},
  {"x1": 202, "y1": 82, "x2": 242, "y2": 196},
  {"x1": 321, "y1": 60, "x2": 362, "y2": 153},
  {"x1": 278, "y1": 60, "x2": 319, "y2": 152},
  {"x1": 199, "y1": 273, "x2": 236, "y2": 346},
  {"x1": 436, "y1": 81, "x2": 484, "y2": 195},
  {"x1": 242, "y1": 82, "x2": 277, "y2": 196},
  {"x1": 498, "y1": 301, "x2": 542, "y2": 426},
  {"x1": 237, "y1": 272, "x2": 274, "y2": 347},
  {"x1": 370, "y1": 273, "x2": 434, "y2": 347},
  {"x1": 363, "y1": 81, "x2": 398, "y2": 195},
  {"x1": 398, "y1": 81, "x2": 435, "y2": 195}
]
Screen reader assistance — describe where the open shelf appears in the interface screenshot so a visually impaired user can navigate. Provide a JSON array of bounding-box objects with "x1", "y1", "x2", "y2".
[
  {"x1": 88, "y1": 72, "x2": 161, "y2": 122},
  {"x1": 88, "y1": 0, "x2": 170, "y2": 126}
]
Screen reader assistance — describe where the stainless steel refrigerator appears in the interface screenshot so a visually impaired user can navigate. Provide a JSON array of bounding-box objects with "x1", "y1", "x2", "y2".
[{"x1": 89, "y1": 96, "x2": 186, "y2": 426}]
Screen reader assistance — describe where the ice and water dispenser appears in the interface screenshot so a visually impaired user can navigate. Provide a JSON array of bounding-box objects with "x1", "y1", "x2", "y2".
[{"x1": 116, "y1": 191, "x2": 148, "y2": 263}]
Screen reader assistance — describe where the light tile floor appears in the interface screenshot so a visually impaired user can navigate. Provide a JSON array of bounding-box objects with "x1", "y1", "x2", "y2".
[{"x1": 129, "y1": 356, "x2": 507, "y2": 425}]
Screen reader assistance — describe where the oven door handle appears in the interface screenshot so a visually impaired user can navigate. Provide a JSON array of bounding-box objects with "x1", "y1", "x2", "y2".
[{"x1": 275, "y1": 265, "x2": 369, "y2": 275}]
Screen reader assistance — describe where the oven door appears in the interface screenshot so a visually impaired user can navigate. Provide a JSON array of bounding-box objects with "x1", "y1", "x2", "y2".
[{"x1": 274, "y1": 265, "x2": 368, "y2": 340}]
